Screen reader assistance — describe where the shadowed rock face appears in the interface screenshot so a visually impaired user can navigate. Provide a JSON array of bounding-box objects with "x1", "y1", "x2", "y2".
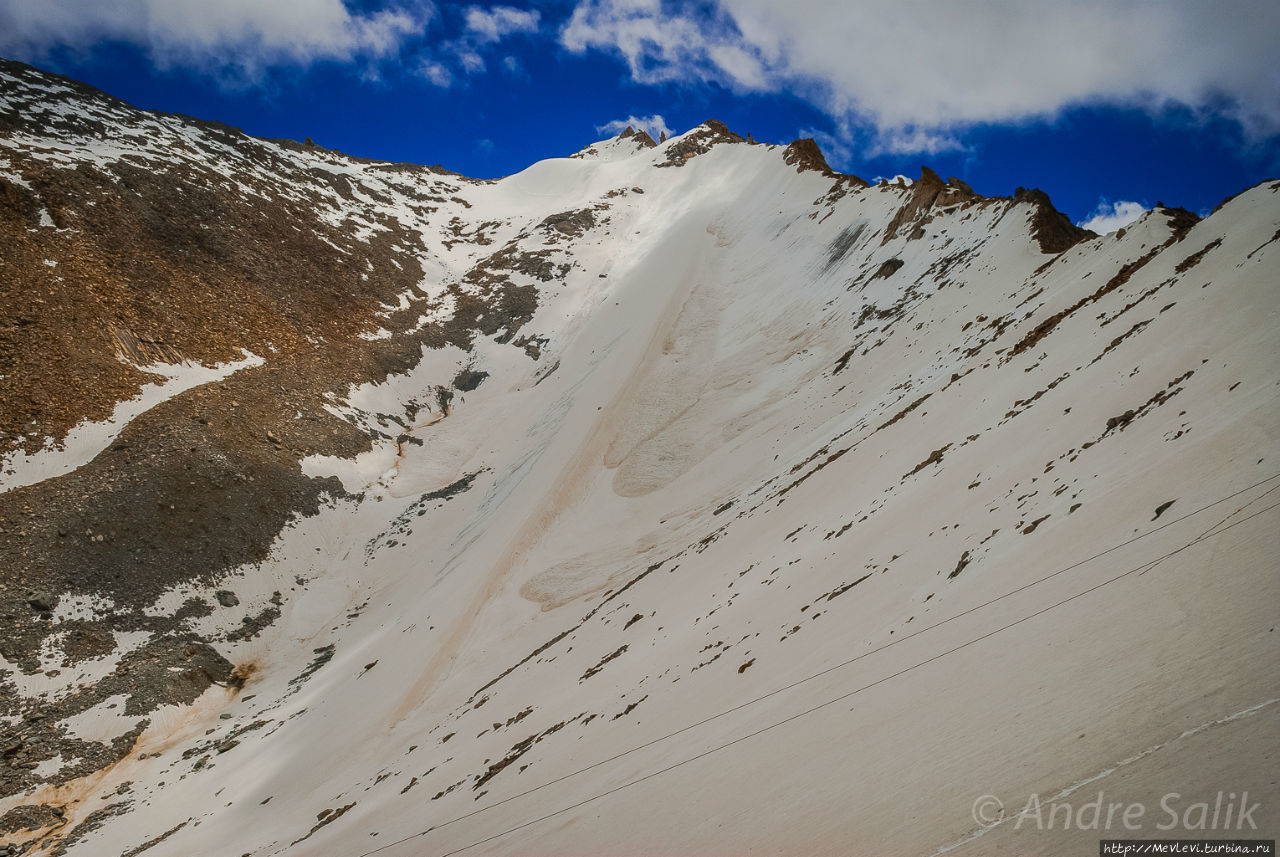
[
  {"x1": 0, "y1": 53, "x2": 555, "y2": 608},
  {"x1": 891, "y1": 167, "x2": 994, "y2": 237},
  {"x1": 874, "y1": 167, "x2": 1095, "y2": 253},
  {"x1": 1014, "y1": 186, "x2": 1099, "y2": 253},
  {"x1": 782, "y1": 137, "x2": 833, "y2": 174},
  {"x1": 0, "y1": 57, "x2": 552, "y2": 811},
  {"x1": 782, "y1": 138, "x2": 870, "y2": 189}
]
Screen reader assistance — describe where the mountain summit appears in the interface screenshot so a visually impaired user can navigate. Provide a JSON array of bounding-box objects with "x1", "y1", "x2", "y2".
[{"x1": 1, "y1": 58, "x2": 1278, "y2": 854}]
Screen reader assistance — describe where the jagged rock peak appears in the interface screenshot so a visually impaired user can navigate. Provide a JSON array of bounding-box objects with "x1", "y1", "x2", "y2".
[
  {"x1": 782, "y1": 138, "x2": 832, "y2": 173},
  {"x1": 615, "y1": 125, "x2": 656, "y2": 148},
  {"x1": 1157, "y1": 204, "x2": 1201, "y2": 241},
  {"x1": 918, "y1": 165, "x2": 946, "y2": 189},
  {"x1": 699, "y1": 119, "x2": 742, "y2": 139},
  {"x1": 571, "y1": 126, "x2": 654, "y2": 159},
  {"x1": 1013, "y1": 186, "x2": 1096, "y2": 254},
  {"x1": 657, "y1": 119, "x2": 745, "y2": 167},
  {"x1": 782, "y1": 137, "x2": 869, "y2": 188},
  {"x1": 881, "y1": 165, "x2": 981, "y2": 243}
]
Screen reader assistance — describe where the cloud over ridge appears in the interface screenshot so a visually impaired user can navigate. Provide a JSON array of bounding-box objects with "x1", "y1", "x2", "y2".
[
  {"x1": 2, "y1": 0, "x2": 1275, "y2": 161},
  {"x1": 597, "y1": 113, "x2": 674, "y2": 141},
  {"x1": 0, "y1": 0, "x2": 433, "y2": 73},
  {"x1": 560, "y1": 0, "x2": 1280, "y2": 153},
  {"x1": 1078, "y1": 199, "x2": 1149, "y2": 234}
]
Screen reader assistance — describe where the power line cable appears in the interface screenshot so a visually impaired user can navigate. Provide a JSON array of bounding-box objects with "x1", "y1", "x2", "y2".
[
  {"x1": 356, "y1": 473, "x2": 1280, "y2": 857},
  {"x1": 429, "y1": 498, "x2": 1280, "y2": 857}
]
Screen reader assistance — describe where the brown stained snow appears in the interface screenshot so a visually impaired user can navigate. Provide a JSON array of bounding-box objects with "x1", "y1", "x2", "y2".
[{"x1": 0, "y1": 57, "x2": 562, "y2": 801}]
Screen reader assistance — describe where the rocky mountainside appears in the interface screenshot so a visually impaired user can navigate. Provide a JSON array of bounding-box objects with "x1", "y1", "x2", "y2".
[{"x1": 0, "y1": 58, "x2": 1277, "y2": 856}]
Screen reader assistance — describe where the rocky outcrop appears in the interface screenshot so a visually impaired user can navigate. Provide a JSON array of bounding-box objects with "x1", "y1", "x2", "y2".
[
  {"x1": 657, "y1": 120, "x2": 745, "y2": 167},
  {"x1": 0, "y1": 58, "x2": 551, "y2": 806},
  {"x1": 882, "y1": 167, "x2": 978, "y2": 242},
  {"x1": 1157, "y1": 204, "x2": 1201, "y2": 242},
  {"x1": 618, "y1": 125, "x2": 657, "y2": 148},
  {"x1": 782, "y1": 137, "x2": 870, "y2": 190},
  {"x1": 878, "y1": 171, "x2": 1087, "y2": 254},
  {"x1": 783, "y1": 138, "x2": 833, "y2": 174},
  {"x1": 1013, "y1": 186, "x2": 1096, "y2": 254}
]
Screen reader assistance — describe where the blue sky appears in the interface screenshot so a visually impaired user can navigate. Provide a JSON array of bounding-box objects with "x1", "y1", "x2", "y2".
[{"x1": 2, "y1": 0, "x2": 1277, "y2": 230}]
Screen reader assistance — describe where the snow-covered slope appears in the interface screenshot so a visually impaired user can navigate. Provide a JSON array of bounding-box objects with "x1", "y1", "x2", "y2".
[{"x1": 1, "y1": 60, "x2": 1277, "y2": 856}]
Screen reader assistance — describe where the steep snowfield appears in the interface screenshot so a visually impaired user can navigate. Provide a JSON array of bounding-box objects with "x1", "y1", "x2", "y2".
[{"x1": 1, "y1": 81, "x2": 1277, "y2": 856}]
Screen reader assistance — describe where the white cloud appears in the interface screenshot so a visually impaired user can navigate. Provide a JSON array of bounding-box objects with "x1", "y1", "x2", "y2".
[
  {"x1": 0, "y1": 1, "x2": 543, "y2": 86},
  {"x1": 454, "y1": 48, "x2": 485, "y2": 73},
  {"x1": 706, "y1": 42, "x2": 766, "y2": 89},
  {"x1": 501, "y1": 54, "x2": 525, "y2": 78},
  {"x1": 561, "y1": 0, "x2": 1280, "y2": 153},
  {"x1": 563, "y1": 1, "x2": 744, "y2": 88},
  {"x1": 414, "y1": 5, "x2": 539, "y2": 84},
  {"x1": 597, "y1": 113, "x2": 674, "y2": 141},
  {"x1": 463, "y1": 5, "x2": 540, "y2": 44},
  {"x1": 0, "y1": 0, "x2": 432, "y2": 74},
  {"x1": 866, "y1": 127, "x2": 967, "y2": 158},
  {"x1": 417, "y1": 58, "x2": 452, "y2": 87},
  {"x1": 1078, "y1": 199, "x2": 1149, "y2": 234}
]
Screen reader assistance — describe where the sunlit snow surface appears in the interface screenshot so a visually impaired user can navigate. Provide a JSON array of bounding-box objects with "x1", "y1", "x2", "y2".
[{"x1": 1, "y1": 69, "x2": 1278, "y2": 856}]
